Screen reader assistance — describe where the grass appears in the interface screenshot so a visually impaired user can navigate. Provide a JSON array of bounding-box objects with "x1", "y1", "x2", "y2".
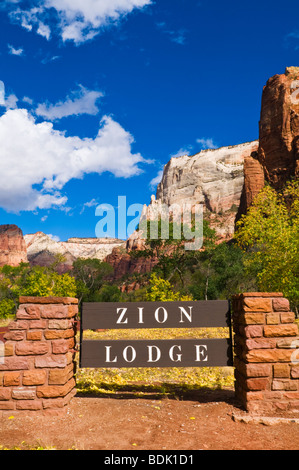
[{"x1": 76, "y1": 327, "x2": 235, "y2": 398}]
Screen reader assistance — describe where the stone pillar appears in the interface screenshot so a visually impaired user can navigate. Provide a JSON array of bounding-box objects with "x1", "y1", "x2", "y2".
[
  {"x1": 0, "y1": 296, "x2": 78, "y2": 416},
  {"x1": 232, "y1": 292, "x2": 299, "y2": 414}
]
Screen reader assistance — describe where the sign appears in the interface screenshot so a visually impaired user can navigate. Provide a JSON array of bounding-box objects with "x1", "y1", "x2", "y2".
[{"x1": 79, "y1": 301, "x2": 233, "y2": 368}]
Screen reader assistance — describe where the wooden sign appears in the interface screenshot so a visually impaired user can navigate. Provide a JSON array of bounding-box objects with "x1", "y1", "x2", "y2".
[
  {"x1": 80, "y1": 338, "x2": 233, "y2": 368},
  {"x1": 79, "y1": 300, "x2": 233, "y2": 369},
  {"x1": 81, "y1": 300, "x2": 230, "y2": 329}
]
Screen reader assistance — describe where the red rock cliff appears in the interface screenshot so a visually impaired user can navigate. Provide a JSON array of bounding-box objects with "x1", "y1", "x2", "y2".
[
  {"x1": 0, "y1": 224, "x2": 28, "y2": 267},
  {"x1": 238, "y1": 67, "x2": 299, "y2": 219}
]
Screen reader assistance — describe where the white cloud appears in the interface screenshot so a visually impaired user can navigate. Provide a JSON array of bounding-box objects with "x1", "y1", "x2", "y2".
[
  {"x1": 80, "y1": 198, "x2": 98, "y2": 214},
  {"x1": 8, "y1": 0, "x2": 152, "y2": 44},
  {"x1": 0, "y1": 108, "x2": 147, "y2": 213},
  {"x1": 35, "y1": 85, "x2": 103, "y2": 120},
  {"x1": 4, "y1": 93, "x2": 18, "y2": 110},
  {"x1": 0, "y1": 82, "x2": 5, "y2": 106},
  {"x1": 170, "y1": 147, "x2": 192, "y2": 158},
  {"x1": 8, "y1": 43, "x2": 24, "y2": 55},
  {"x1": 196, "y1": 137, "x2": 218, "y2": 150},
  {"x1": 149, "y1": 169, "x2": 163, "y2": 190},
  {"x1": 156, "y1": 22, "x2": 187, "y2": 46},
  {"x1": 47, "y1": 233, "x2": 60, "y2": 242}
]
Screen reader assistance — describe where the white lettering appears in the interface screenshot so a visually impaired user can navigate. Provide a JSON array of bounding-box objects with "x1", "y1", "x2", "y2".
[
  {"x1": 154, "y1": 307, "x2": 168, "y2": 324},
  {"x1": 105, "y1": 346, "x2": 117, "y2": 363},
  {"x1": 138, "y1": 307, "x2": 144, "y2": 324},
  {"x1": 195, "y1": 344, "x2": 208, "y2": 362},
  {"x1": 178, "y1": 306, "x2": 193, "y2": 323},
  {"x1": 169, "y1": 345, "x2": 182, "y2": 362},
  {"x1": 147, "y1": 345, "x2": 161, "y2": 363},
  {"x1": 123, "y1": 345, "x2": 136, "y2": 363},
  {"x1": 116, "y1": 307, "x2": 128, "y2": 324}
]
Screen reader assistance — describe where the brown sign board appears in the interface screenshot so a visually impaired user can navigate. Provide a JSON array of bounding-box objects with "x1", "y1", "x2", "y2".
[
  {"x1": 80, "y1": 338, "x2": 233, "y2": 368},
  {"x1": 79, "y1": 301, "x2": 233, "y2": 369},
  {"x1": 82, "y1": 300, "x2": 230, "y2": 330}
]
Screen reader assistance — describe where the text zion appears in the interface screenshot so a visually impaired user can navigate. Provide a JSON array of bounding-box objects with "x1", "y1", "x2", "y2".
[
  {"x1": 116, "y1": 306, "x2": 193, "y2": 324},
  {"x1": 104, "y1": 344, "x2": 208, "y2": 363}
]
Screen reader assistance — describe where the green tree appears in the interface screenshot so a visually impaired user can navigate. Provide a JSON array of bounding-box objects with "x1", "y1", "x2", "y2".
[
  {"x1": 72, "y1": 258, "x2": 113, "y2": 303},
  {"x1": 146, "y1": 273, "x2": 193, "y2": 301},
  {"x1": 0, "y1": 263, "x2": 77, "y2": 318},
  {"x1": 235, "y1": 180, "x2": 299, "y2": 313}
]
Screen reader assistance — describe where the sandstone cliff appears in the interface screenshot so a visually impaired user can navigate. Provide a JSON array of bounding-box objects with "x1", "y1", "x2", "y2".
[
  {"x1": 127, "y1": 140, "x2": 258, "y2": 249},
  {"x1": 24, "y1": 232, "x2": 126, "y2": 272},
  {"x1": 0, "y1": 224, "x2": 28, "y2": 267},
  {"x1": 238, "y1": 66, "x2": 299, "y2": 217}
]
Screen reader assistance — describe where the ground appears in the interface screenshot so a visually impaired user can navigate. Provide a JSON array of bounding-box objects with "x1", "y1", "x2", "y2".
[{"x1": 0, "y1": 389, "x2": 299, "y2": 451}]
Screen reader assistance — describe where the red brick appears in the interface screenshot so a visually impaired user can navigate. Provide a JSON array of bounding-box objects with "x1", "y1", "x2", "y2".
[
  {"x1": 3, "y1": 372, "x2": 21, "y2": 386},
  {"x1": 0, "y1": 388, "x2": 11, "y2": 400},
  {"x1": 4, "y1": 331, "x2": 25, "y2": 341},
  {"x1": 26, "y1": 331, "x2": 43, "y2": 341},
  {"x1": 19, "y1": 296, "x2": 78, "y2": 305},
  {"x1": 246, "y1": 377, "x2": 270, "y2": 391},
  {"x1": 12, "y1": 387, "x2": 36, "y2": 400},
  {"x1": 246, "y1": 349, "x2": 293, "y2": 363},
  {"x1": 246, "y1": 338, "x2": 276, "y2": 350},
  {"x1": 240, "y1": 325, "x2": 263, "y2": 338},
  {"x1": 273, "y1": 364, "x2": 290, "y2": 378},
  {"x1": 0, "y1": 357, "x2": 29, "y2": 371},
  {"x1": 52, "y1": 340, "x2": 69, "y2": 355},
  {"x1": 264, "y1": 324, "x2": 298, "y2": 337},
  {"x1": 243, "y1": 298, "x2": 272, "y2": 312},
  {"x1": 35, "y1": 355, "x2": 67, "y2": 368},
  {"x1": 40, "y1": 305, "x2": 69, "y2": 319},
  {"x1": 15, "y1": 341, "x2": 49, "y2": 356},
  {"x1": 272, "y1": 380, "x2": 298, "y2": 391},
  {"x1": 37, "y1": 378, "x2": 75, "y2": 398},
  {"x1": 243, "y1": 313, "x2": 265, "y2": 325},
  {"x1": 266, "y1": 313, "x2": 280, "y2": 325},
  {"x1": 17, "y1": 305, "x2": 41, "y2": 320},
  {"x1": 44, "y1": 329, "x2": 74, "y2": 340},
  {"x1": 272, "y1": 298, "x2": 290, "y2": 312},
  {"x1": 23, "y1": 370, "x2": 47, "y2": 386},
  {"x1": 280, "y1": 312, "x2": 295, "y2": 324},
  {"x1": 16, "y1": 400, "x2": 42, "y2": 410},
  {"x1": 8, "y1": 320, "x2": 28, "y2": 330}
]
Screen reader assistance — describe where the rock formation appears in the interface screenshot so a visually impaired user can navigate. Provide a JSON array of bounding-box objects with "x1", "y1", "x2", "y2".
[
  {"x1": 238, "y1": 66, "x2": 299, "y2": 217},
  {"x1": 24, "y1": 232, "x2": 126, "y2": 272},
  {"x1": 0, "y1": 224, "x2": 28, "y2": 267},
  {"x1": 128, "y1": 140, "x2": 259, "y2": 248}
]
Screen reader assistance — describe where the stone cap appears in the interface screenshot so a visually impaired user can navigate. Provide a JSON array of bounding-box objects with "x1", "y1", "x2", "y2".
[
  {"x1": 232, "y1": 292, "x2": 283, "y2": 300},
  {"x1": 19, "y1": 296, "x2": 78, "y2": 305}
]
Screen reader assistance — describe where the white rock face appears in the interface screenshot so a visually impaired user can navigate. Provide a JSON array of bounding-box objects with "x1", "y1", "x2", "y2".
[
  {"x1": 128, "y1": 140, "x2": 259, "y2": 245},
  {"x1": 156, "y1": 141, "x2": 259, "y2": 213},
  {"x1": 24, "y1": 232, "x2": 126, "y2": 265}
]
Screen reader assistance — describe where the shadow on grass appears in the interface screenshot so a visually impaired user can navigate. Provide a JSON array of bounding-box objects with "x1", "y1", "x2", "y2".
[{"x1": 76, "y1": 382, "x2": 237, "y2": 406}]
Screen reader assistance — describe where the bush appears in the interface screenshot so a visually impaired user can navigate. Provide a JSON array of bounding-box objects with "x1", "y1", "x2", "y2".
[{"x1": 0, "y1": 298, "x2": 16, "y2": 318}]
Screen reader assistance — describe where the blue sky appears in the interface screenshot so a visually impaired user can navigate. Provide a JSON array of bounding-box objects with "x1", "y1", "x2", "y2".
[{"x1": 0, "y1": 0, "x2": 298, "y2": 242}]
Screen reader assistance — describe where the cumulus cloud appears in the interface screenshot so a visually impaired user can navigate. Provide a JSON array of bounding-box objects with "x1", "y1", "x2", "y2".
[
  {"x1": 196, "y1": 137, "x2": 218, "y2": 150},
  {"x1": 35, "y1": 85, "x2": 103, "y2": 120},
  {"x1": 0, "y1": 108, "x2": 147, "y2": 212},
  {"x1": 8, "y1": 43, "x2": 24, "y2": 55},
  {"x1": 149, "y1": 169, "x2": 163, "y2": 190},
  {"x1": 7, "y1": 0, "x2": 152, "y2": 44}
]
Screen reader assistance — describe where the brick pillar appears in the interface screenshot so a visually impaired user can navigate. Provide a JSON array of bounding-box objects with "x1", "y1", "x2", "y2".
[
  {"x1": 232, "y1": 292, "x2": 299, "y2": 415},
  {"x1": 0, "y1": 296, "x2": 78, "y2": 416}
]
